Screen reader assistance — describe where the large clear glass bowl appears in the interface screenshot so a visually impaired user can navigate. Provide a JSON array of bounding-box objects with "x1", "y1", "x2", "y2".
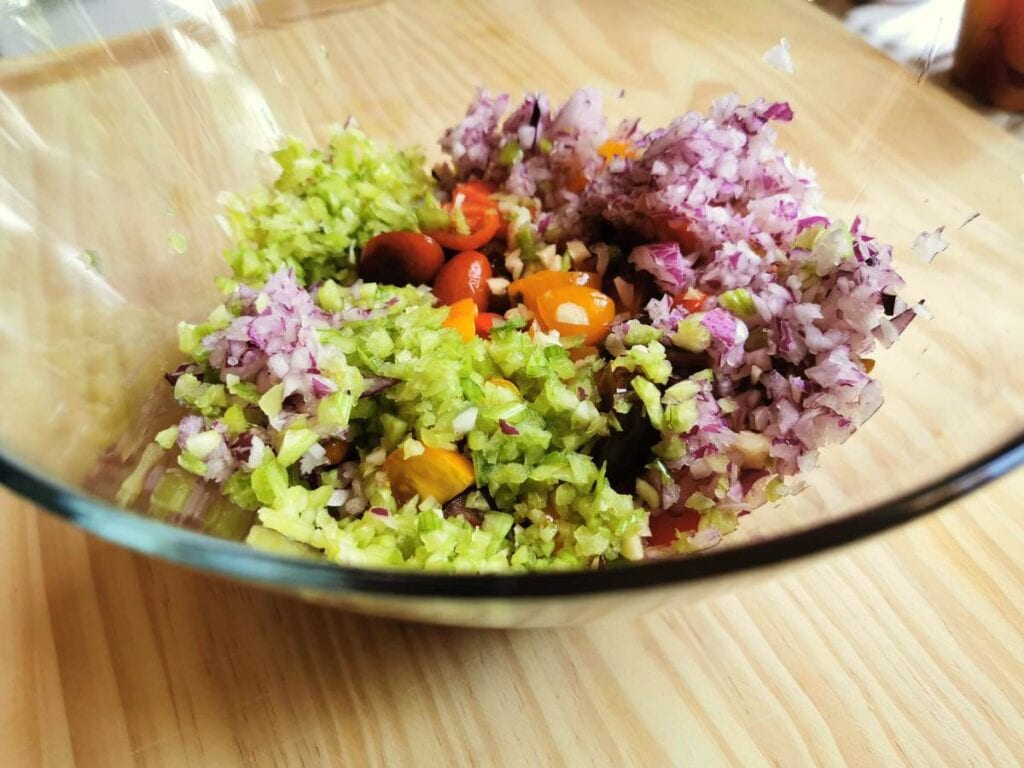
[{"x1": 0, "y1": 0, "x2": 1021, "y2": 627}]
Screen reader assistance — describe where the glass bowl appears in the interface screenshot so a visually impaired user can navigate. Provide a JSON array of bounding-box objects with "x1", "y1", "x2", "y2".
[{"x1": 0, "y1": 0, "x2": 1021, "y2": 627}]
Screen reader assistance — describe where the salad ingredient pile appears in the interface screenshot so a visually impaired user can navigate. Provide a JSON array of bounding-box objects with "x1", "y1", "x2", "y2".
[{"x1": 149, "y1": 88, "x2": 918, "y2": 571}]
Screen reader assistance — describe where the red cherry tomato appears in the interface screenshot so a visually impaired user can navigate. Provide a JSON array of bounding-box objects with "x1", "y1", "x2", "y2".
[
  {"x1": 475, "y1": 312, "x2": 503, "y2": 338},
  {"x1": 654, "y1": 218, "x2": 699, "y2": 254},
  {"x1": 453, "y1": 181, "x2": 495, "y2": 203},
  {"x1": 359, "y1": 232, "x2": 444, "y2": 285},
  {"x1": 646, "y1": 508, "x2": 702, "y2": 548},
  {"x1": 424, "y1": 189, "x2": 501, "y2": 251},
  {"x1": 433, "y1": 250, "x2": 493, "y2": 311},
  {"x1": 672, "y1": 287, "x2": 708, "y2": 314}
]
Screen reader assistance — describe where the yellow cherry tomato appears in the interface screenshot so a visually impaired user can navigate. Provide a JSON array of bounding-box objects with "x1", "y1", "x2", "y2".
[
  {"x1": 383, "y1": 445, "x2": 475, "y2": 504},
  {"x1": 507, "y1": 270, "x2": 601, "y2": 311}
]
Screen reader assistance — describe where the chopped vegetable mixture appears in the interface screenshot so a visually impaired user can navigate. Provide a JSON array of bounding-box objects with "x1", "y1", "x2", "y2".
[{"x1": 148, "y1": 89, "x2": 917, "y2": 571}]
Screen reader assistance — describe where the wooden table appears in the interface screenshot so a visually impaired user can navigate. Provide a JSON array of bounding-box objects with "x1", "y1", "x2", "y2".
[
  {"x1": 3, "y1": 476, "x2": 1023, "y2": 767},
  {"x1": 2, "y1": 0, "x2": 1023, "y2": 764}
]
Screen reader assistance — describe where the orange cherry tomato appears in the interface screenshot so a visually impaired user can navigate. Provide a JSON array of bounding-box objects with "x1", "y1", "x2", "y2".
[
  {"x1": 475, "y1": 312, "x2": 503, "y2": 338},
  {"x1": 424, "y1": 192, "x2": 501, "y2": 251},
  {"x1": 654, "y1": 218, "x2": 699, "y2": 255},
  {"x1": 672, "y1": 287, "x2": 708, "y2": 314},
  {"x1": 442, "y1": 298, "x2": 478, "y2": 342},
  {"x1": 433, "y1": 250, "x2": 493, "y2": 311},
  {"x1": 359, "y1": 231, "x2": 445, "y2": 285},
  {"x1": 507, "y1": 270, "x2": 601, "y2": 311},
  {"x1": 646, "y1": 508, "x2": 702, "y2": 548},
  {"x1": 535, "y1": 286, "x2": 615, "y2": 346}
]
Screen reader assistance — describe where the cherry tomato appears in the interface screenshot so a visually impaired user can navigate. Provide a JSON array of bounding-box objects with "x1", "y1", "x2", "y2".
[
  {"x1": 359, "y1": 231, "x2": 444, "y2": 285},
  {"x1": 424, "y1": 197, "x2": 501, "y2": 251},
  {"x1": 507, "y1": 270, "x2": 601, "y2": 311},
  {"x1": 453, "y1": 181, "x2": 495, "y2": 203},
  {"x1": 433, "y1": 250, "x2": 493, "y2": 311},
  {"x1": 568, "y1": 345, "x2": 599, "y2": 362},
  {"x1": 646, "y1": 508, "x2": 702, "y2": 548},
  {"x1": 654, "y1": 218, "x2": 699, "y2": 254},
  {"x1": 442, "y1": 298, "x2": 478, "y2": 342},
  {"x1": 565, "y1": 167, "x2": 589, "y2": 194},
  {"x1": 535, "y1": 286, "x2": 615, "y2": 346},
  {"x1": 383, "y1": 445, "x2": 475, "y2": 505},
  {"x1": 322, "y1": 439, "x2": 349, "y2": 466},
  {"x1": 672, "y1": 287, "x2": 708, "y2": 314},
  {"x1": 475, "y1": 312, "x2": 504, "y2": 339}
]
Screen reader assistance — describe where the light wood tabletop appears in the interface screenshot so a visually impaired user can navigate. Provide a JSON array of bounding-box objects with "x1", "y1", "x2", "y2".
[
  {"x1": 1, "y1": 0, "x2": 1023, "y2": 764},
  {"x1": 3, "y1": 474, "x2": 1023, "y2": 767}
]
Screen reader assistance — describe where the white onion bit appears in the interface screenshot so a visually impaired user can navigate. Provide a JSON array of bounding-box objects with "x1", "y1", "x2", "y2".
[
  {"x1": 762, "y1": 38, "x2": 794, "y2": 74},
  {"x1": 911, "y1": 226, "x2": 949, "y2": 263}
]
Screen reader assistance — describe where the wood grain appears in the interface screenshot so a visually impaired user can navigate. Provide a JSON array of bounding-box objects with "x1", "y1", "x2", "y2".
[
  {"x1": 2, "y1": 0, "x2": 1024, "y2": 762},
  {"x1": 2, "y1": 474, "x2": 1023, "y2": 767}
]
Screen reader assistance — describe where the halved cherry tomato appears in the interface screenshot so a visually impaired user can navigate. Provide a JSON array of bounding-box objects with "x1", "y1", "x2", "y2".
[
  {"x1": 384, "y1": 445, "x2": 475, "y2": 504},
  {"x1": 359, "y1": 231, "x2": 445, "y2": 285},
  {"x1": 453, "y1": 180, "x2": 495, "y2": 203},
  {"x1": 433, "y1": 250, "x2": 493, "y2": 311},
  {"x1": 456, "y1": 181, "x2": 513, "y2": 233},
  {"x1": 507, "y1": 270, "x2": 601, "y2": 311},
  {"x1": 672, "y1": 287, "x2": 708, "y2": 314},
  {"x1": 475, "y1": 312, "x2": 504, "y2": 339},
  {"x1": 646, "y1": 508, "x2": 702, "y2": 548},
  {"x1": 654, "y1": 218, "x2": 699, "y2": 254},
  {"x1": 442, "y1": 298, "x2": 478, "y2": 342},
  {"x1": 568, "y1": 345, "x2": 599, "y2": 362},
  {"x1": 424, "y1": 192, "x2": 501, "y2": 251},
  {"x1": 535, "y1": 286, "x2": 615, "y2": 346}
]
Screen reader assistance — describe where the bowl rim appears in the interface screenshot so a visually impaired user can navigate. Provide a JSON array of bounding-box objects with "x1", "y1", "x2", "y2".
[{"x1": 2, "y1": 432, "x2": 1021, "y2": 598}]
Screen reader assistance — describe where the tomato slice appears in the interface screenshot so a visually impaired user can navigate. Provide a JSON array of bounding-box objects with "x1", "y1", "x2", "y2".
[
  {"x1": 672, "y1": 287, "x2": 708, "y2": 314},
  {"x1": 507, "y1": 270, "x2": 601, "y2": 311},
  {"x1": 654, "y1": 218, "x2": 699, "y2": 254},
  {"x1": 442, "y1": 298, "x2": 478, "y2": 342},
  {"x1": 453, "y1": 181, "x2": 495, "y2": 203},
  {"x1": 646, "y1": 508, "x2": 702, "y2": 548},
  {"x1": 535, "y1": 286, "x2": 615, "y2": 346},
  {"x1": 425, "y1": 204, "x2": 501, "y2": 251},
  {"x1": 475, "y1": 312, "x2": 503, "y2": 338}
]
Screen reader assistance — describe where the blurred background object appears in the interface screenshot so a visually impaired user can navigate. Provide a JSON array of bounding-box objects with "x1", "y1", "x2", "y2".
[
  {"x1": 823, "y1": 0, "x2": 1023, "y2": 133},
  {"x1": 0, "y1": 0, "x2": 241, "y2": 58},
  {"x1": 2, "y1": 0, "x2": 1019, "y2": 133},
  {"x1": 953, "y1": 0, "x2": 1024, "y2": 111}
]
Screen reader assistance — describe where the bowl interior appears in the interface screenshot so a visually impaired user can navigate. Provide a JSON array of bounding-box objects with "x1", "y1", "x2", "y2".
[{"x1": 0, "y1": 0, "x2": 1022, "y2": 599}]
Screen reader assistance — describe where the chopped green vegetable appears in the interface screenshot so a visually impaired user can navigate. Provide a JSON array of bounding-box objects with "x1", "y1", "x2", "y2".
[{"x1": 221, "y1": 127, "x2": 435, "y2": 286}]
